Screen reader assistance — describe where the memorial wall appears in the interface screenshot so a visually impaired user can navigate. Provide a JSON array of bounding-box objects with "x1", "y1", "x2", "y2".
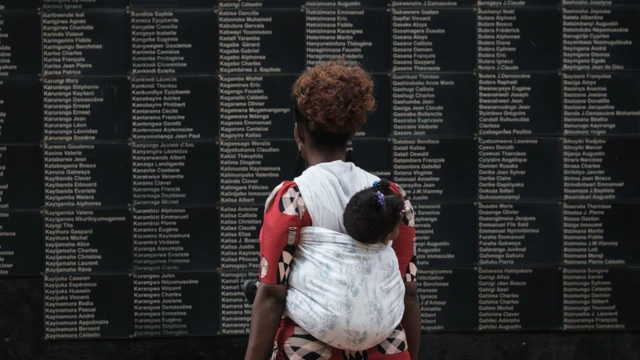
[{"x1": 0, "y1": 0, "x2": 638, "y2": 341}]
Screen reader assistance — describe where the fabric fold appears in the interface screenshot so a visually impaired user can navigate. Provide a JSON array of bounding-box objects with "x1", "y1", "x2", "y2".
[{"x1": 285, "y1": 226, "x2": 405, "y2": 351}]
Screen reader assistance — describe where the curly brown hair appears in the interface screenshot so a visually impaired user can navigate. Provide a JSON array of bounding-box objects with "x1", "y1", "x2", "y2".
[{"x1": 292, "y1": 60, "x2": 376, "y2": 146}]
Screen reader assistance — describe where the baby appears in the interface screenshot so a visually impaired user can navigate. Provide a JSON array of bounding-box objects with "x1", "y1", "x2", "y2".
[{"x1": 343, "y1": 178, "x2": 406, "y2": 246}]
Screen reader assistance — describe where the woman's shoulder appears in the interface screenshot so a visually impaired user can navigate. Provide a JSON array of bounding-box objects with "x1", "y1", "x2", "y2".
[
  {"x1": 264, "y1": 180, "x2": 298, "y2": 209},
  {"x1": 263, "y1": 181, "x2": 308, "y2": 220}
]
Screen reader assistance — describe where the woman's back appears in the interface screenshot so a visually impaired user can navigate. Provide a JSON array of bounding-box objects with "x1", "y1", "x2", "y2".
[
  {"x1": 244, "y1": 61, "x2": 419, "y2": 360},
  {"x1": 294, "y1": 160, "x2": 378, "y2": 233},
  {"x1": 284, "y1": 161, "x2": 406, "y2": 350}
]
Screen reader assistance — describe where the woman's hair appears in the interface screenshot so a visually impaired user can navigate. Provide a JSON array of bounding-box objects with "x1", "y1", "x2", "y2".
[
  {"x1": 344, "y1": 179, "x2": 405, "y2": 244},
  {"x1": 292, "y1": 60, "x2": 376, "y2": 148}
]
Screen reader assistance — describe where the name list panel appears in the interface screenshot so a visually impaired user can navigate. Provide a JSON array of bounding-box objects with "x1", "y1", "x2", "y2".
[
  {"x1": 563, "y1": 138, "x2": 640, "y2": 201},
  {"x1": 478, "y1": 267, "x2": 561, "y2": 331},
  {"x1": 44, "y1": 78, "x2": 131, "y2": 142},
  {"x1": 479, "y1": 203, "x2": 561, "y2": 266},
  {"x1": 219, "y1": 75, "x2": 295, "y2": 140},
  {"x1": 0, "y1": 11, "x2": 41, "y2": 76},
  {"x1": 390, "y1": 7, "x2": 476, "y2": 72},
  {"x1": 219, "y1": 9, "x2": 304, "y2": 74},
  {"x1": 478, "y1": 73, "x2": 561, "y2": 137},
  {"x1": 305, "y1": 6, "x2": 390, "y2": 72},
  {"x1": 219, "y1": 140, "x2": 296, "y2": 205},
  {"x1": 478, "y1": 7, "x2": 560, "y2": 72},
  {"x1": 132, "y1": 142, "x2": 218, "y2": 206},
  {"x1": 42, "y1": 0, "x2": 129, "y2": 9},
  {"x1": 414, "y1": 203, "x2": 477, "y2": 267},
  {"x1": 220, "y1": 271, "x2": 254, "y2": 334},
  {"x1": 44, "y1": 143, "x2": 131, "y2": 209},
  {"x1": 392, "y1": 74, "x2": 477, "y2": 137},
  {"x1": 0, "y1": 145, "x2": 43, "y2": 209},
  {"x1": 562, "y1": 8, "x2": 640, "y2": 72},
  {"x1": 563, "y1": 267, "x2": 640, "y2": 331},
  {"x1": 0, "y1": 211, "x2": 42, "y2": 275},
  {"x1": 44, "y1": 274, "x2": 132, "y2": 340},
  {"x1": 563, "y1": 73, "x2": 640, "y2": 136},
  {"x1": 563, "y1": 0, "x2": 640, "y2": 4},
  {"x1": 478, "y1": 138, "x2": 562, "y2": 201},
  {"x1": 132, "y1": 76, "x2": 217, "y2": 141},
  {"x1": 44, "y1": 209, "x2": 131, "y2": 274},
  {"x1": 42, "y1": 11, "x2": 129, "y2": 76},
  {"x1": 131, "y1": 10, "x2": 217, "y2": 75},
  {"x1": 220, "y1": 0, "x2": 303, "y2": 8},
  {"x1": 392, "y1": 138, "x2": 477, "y2": 202},
  {"x1": 219, "y1": 206, "x2": 261, "y2": 271},
  {"x1": 133, "y1": 207, "x2": 219, "y2": 272},
  {"x1": 418, "y1": 268, "x2": 477, "y2": 332},
  {"x1": 132, "y1": 272, "x2": 219, "y2": 337},
  {"x1": 563, "y1": 203, "x2": 640, "y2": 266}
]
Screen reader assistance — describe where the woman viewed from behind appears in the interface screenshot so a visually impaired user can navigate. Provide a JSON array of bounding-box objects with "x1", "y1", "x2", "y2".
[{"x1": 244, "y1": 61, "x2": 420, "y2": 360}]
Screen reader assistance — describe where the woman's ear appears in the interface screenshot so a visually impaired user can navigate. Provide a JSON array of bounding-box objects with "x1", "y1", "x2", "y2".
[{"x1": 294, "y1": 123, "x2": 304, "y2": 145}]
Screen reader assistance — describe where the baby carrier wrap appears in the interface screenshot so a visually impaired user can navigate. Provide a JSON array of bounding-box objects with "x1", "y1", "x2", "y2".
[{"x1": 286, "y1": 161, "x2": 405, "y2": 351}]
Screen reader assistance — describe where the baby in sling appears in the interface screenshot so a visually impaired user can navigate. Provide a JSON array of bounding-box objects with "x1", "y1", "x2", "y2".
[{"x1": 247, "y1": 178, "x2": 407, "y2": 351}]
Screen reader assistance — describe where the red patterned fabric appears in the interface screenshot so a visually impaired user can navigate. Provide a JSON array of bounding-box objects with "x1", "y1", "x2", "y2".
[{"x1": 272, "y1": 319, "x2": 411, "y2": 360}]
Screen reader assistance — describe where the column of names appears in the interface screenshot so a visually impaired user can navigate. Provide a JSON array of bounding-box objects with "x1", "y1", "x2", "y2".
[
  {"x1": 133, "y1": 272, "x2": 218, "y2": 337},
  {"x1": 220, "y1": 271, "x2": 254, "y2": 334},
  {"x1": 563, "y1": 8, "x2": 637, "y2": 71},
  {"x1": 220, "y1": 206, "x2": 261, "y2": 271},
  {"x1": 0, "y1": 2, "x2": 45, "y2": 281},
  {"x1": 561, "y1": 0, "x2": 640, "y2": 332},
  {"x1": 41, "y1": 4, "x2": 131, "y2": 341}
]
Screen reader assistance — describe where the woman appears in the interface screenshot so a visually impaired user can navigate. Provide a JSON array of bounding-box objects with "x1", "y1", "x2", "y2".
[{"x1": 244, "y1": 61, "x2": 420, "y2": 360}]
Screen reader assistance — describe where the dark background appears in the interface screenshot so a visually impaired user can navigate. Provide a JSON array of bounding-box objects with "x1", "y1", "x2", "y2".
[{"x1": 2, "y1": 0, "x2": 640, "y2": 359}]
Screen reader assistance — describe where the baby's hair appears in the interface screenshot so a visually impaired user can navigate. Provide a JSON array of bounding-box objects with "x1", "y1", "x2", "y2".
[{"x1": 343, "y1": 179, "x2": 405, "y2": 244}]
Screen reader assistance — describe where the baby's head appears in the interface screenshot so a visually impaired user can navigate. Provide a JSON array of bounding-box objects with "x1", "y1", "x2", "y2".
[{"x1": 343, "y1": 179, "x2": 405, "y2": 245}]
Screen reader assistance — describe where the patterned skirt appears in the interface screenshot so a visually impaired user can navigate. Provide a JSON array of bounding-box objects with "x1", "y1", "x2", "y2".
[{"x1": 271, "y1": 318, "x2": 411, "y2": 360}]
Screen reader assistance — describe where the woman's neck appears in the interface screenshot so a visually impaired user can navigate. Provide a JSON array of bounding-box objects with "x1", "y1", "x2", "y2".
[{"x1": 305, "y1": 147, "x2": 347, "y2": 167}]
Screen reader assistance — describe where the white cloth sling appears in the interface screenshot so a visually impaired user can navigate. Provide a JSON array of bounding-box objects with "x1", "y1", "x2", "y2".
[{"x1": 284, "y1": 161, "x2": 406, "y2": 351}]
